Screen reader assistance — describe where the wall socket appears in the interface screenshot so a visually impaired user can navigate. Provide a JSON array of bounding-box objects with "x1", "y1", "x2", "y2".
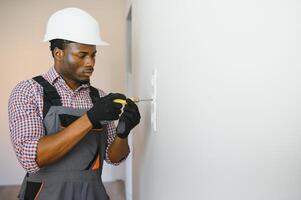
[{"x1": 151, "y1": 68, "x2": 157, "y2": 132}]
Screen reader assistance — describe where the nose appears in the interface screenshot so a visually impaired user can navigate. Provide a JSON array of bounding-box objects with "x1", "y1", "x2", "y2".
[{"x1": 85, "y1": 56, "x2": 95, "y2": 67}]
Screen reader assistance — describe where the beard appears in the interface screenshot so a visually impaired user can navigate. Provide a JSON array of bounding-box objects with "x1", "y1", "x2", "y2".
[{"x1": 79, "y1": 79, "x2": 90, "y2": 85}]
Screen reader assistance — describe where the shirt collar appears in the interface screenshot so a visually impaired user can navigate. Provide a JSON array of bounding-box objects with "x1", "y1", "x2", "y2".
[
  {"x1": 44, "y1": 66, "x2": 90, "y2": 90},
  {"x1": 45, "y1": 66, "x2": 60, "y2": 84}
]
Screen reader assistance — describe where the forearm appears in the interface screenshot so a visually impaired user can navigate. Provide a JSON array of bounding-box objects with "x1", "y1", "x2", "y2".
[
  {"x1": 108, "y1": 136, "x2": 130, "y2": 163},
  {"x1": 107, "y1": 97, "x2": 139, "y2": 163},
  {"x1": 36, "y1": 114, "x2": 93, "y2": 168}
]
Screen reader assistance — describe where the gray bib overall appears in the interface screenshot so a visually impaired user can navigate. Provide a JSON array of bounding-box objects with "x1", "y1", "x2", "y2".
[{"x1": 18, "y1": 76, "x2": 109, "y2": 200}]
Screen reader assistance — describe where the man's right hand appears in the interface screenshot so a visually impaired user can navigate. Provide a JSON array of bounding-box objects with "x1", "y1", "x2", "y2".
[{"x1": 87, "y1": 93, "x2": 126, "y2": 127}]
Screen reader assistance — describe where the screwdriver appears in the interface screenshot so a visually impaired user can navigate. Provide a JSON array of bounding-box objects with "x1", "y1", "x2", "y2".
[{"x1": 113, "y1": 97, "x2": 153, "y2": 105}]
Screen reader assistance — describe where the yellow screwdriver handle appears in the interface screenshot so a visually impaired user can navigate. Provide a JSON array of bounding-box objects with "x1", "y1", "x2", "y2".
[
  {"x1": 113, "y1": 97, "x2": 137, "y2": 105},
  {"x1": 113, "y1": 99, "x2": 127, "y2": 105}
]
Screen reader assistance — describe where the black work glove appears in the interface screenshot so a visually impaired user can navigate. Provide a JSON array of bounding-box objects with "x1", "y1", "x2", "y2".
[
  {"x1": 116, "y1": 98, "x2": 141, "y2": 138},
  {"x1": 87, "y1": 93, "x2": 126, "y2": 128}
]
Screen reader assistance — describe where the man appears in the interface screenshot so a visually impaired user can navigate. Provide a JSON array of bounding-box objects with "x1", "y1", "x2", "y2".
[{"x1": 8, "y1": 7, "x2": 140, "y2": 200}]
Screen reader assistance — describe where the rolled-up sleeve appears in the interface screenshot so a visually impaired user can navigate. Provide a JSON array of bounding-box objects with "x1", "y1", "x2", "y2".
[{"x1": 8, "y1": 81, "x2": 44, "y2": 173}]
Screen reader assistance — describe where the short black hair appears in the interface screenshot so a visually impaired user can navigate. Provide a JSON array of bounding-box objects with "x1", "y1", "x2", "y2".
[{"x1": 49, "y1": 39, "x2": 74, "y2": 57}]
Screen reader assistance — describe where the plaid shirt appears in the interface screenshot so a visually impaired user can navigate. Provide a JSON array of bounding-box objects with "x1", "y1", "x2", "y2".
[{"x1": 8, "y1": 67, "x2": 127, "y2": 173}]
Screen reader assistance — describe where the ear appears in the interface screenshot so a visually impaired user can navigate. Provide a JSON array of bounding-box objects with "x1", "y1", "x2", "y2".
[{"x1": 53, "y1": 47, "x2": 65, "y2": 61}]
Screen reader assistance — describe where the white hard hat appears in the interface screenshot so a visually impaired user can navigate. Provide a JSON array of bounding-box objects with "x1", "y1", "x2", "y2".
[{"x1": 43, "y1": 7, "x2": 109, "y2": 46}]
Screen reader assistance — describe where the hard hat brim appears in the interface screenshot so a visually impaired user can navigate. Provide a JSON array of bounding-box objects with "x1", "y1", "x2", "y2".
[{"x1": 43, "y1": 37, "x2": 110, "y2": 46}]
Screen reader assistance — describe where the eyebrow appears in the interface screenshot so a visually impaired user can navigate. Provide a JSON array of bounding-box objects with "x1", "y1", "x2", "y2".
[{"x1": 77, "y1": 50, "x2": 97, "y2": 54}]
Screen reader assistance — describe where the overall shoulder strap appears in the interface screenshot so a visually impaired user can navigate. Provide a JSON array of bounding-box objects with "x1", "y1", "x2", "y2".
[
  {"x1": 89, "y1": 86, "x2": 101, "y2": 104},
  {"x1": 33, "y1": 75, "x2": 62, "y2": 118}
]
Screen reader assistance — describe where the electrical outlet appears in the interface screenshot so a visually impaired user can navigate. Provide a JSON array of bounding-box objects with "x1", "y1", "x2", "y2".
[{"x1": 151, "y1": 68, "x2": 157, "y2": 132}]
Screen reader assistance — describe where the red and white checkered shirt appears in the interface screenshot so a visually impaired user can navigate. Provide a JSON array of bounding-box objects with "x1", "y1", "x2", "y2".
[{"x1": 8, "y1": 67, "x2": 127, "y2": 173}]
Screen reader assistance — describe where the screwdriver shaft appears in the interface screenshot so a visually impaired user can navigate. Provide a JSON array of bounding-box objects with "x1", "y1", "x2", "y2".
[{"x1": 135, "y1": 98, "x2": 153, "y2": 102}]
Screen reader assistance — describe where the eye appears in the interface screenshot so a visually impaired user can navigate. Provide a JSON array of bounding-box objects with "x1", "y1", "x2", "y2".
[{"x1": 78, "y1": 53, "x2": 86, "y2": 59}]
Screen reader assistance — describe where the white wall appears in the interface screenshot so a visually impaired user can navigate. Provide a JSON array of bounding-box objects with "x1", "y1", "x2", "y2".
[
  {"x1": 129, "y1": 0, "x2": 301, "y2": 199},
  {"x1": 0, "y1": 0, "x2": 126, "y2": 185}
]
